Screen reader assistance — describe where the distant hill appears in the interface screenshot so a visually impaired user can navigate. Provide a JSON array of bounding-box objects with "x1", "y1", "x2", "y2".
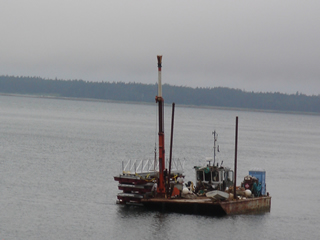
[{"x1": 1, "y1": 75, "x2": 320, "y2": 114}]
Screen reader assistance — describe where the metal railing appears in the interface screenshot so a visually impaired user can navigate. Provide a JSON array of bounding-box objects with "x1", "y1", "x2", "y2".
[{"x1": 121, "y1": 158, "x2": 185, "y2": 176}]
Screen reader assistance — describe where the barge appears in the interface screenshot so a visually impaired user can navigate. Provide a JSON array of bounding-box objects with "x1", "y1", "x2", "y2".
[{"x1": 114, "y1": 55, "x2": 271, "y2": 215}]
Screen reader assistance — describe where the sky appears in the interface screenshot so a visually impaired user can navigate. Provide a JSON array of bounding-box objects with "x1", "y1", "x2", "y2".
[{"x1": 1, "y1": 1, "x2": 320, "y2": 95}]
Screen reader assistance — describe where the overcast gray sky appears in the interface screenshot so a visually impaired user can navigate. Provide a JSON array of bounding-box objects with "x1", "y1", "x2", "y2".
[{"x1": 1, "y1": 1, "x2": 319, "y2": 95}]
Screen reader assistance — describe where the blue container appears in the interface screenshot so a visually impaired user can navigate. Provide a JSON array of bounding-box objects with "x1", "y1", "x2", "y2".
[{"x1": 249, "y1": 169, "x2": 266, "y2": 196}]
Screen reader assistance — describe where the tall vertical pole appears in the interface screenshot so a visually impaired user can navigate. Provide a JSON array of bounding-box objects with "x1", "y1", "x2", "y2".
[
  {"x1": 167, "y1": 103, "x2": 175, "y2": 198},
  {"x1": 156, "y1": 55, "x2": 165, "y2": 195},
  {"x1": 157, "y1": 56, "x2": 162, "y2": 97},
  {"x1": 233, "y1": 116, "x2": 238, "y2": 200},
  {"x1": 213, "y1": 131, "x2": 217, "y2": 166}
]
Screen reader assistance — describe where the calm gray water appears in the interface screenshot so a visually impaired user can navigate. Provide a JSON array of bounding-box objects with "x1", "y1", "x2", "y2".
[{"x1": 0, "y1": 95, "x2": 319, "y2": 239}]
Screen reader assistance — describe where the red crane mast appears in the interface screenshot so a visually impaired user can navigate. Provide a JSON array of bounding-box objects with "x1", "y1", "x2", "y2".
[{"x1": 156, "y1": 55, "x2": 165, "y2": 195}]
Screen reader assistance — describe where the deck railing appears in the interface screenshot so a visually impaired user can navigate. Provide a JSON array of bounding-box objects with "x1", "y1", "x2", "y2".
[{"x1": 121, "y1": 158, "x2": 185, "y2": 176}]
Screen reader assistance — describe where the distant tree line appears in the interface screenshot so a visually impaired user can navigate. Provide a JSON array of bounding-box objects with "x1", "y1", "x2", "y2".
[{"x1": 1, "y1": 75, "x2": 320, "y2": 114}]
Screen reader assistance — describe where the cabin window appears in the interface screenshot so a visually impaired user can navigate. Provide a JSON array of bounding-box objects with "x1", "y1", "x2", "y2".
[
  {"x1": 228, "y1": 171, "x2": 233, "y2": 181},
  {"x1": 196, "y1": 171, "x2": 204, "y2": 181},
  {"x1": 204, "y1": 171, "x2": 211, "y2": 182},
  {"x1": 212, "y1": 171, "x2": 219, "y2": 182}
]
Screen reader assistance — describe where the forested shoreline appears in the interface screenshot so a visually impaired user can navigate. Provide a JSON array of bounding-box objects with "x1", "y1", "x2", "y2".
[{"x1": 1, "y1": 75, "x2": 319, "y2": 114}]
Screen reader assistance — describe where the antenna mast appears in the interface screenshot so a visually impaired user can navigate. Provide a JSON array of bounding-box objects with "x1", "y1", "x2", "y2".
[{"x1": 212, "y1": 130, "x2": 218, "y2": 166}]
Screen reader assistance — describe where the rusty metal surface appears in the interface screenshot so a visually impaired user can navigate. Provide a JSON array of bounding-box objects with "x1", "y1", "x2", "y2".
[{"x1": 220, "y1": 196, "x2": 271, "y2": 215}]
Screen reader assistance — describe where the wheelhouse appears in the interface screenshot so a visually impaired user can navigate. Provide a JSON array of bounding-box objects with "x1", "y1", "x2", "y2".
[{"x1": 195, "y1": 166, "x2": 234, "y2": 191}]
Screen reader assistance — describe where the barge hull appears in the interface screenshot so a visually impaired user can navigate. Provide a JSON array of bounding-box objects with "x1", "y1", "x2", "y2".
[
  {"x1": 141, "y1": 196, "x2": 271, "y2": 216},
  {"x1": 141, "y1": 198, "x2": 226, "y2": 216},
  {"x1": 220, "y1": 196, "x2": 271, "y2": 215}
]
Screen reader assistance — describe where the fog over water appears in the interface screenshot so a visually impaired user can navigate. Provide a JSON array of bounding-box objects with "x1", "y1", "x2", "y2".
[{"x1": 1, "y1": 1, "x2": 320, "y2": 95}]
